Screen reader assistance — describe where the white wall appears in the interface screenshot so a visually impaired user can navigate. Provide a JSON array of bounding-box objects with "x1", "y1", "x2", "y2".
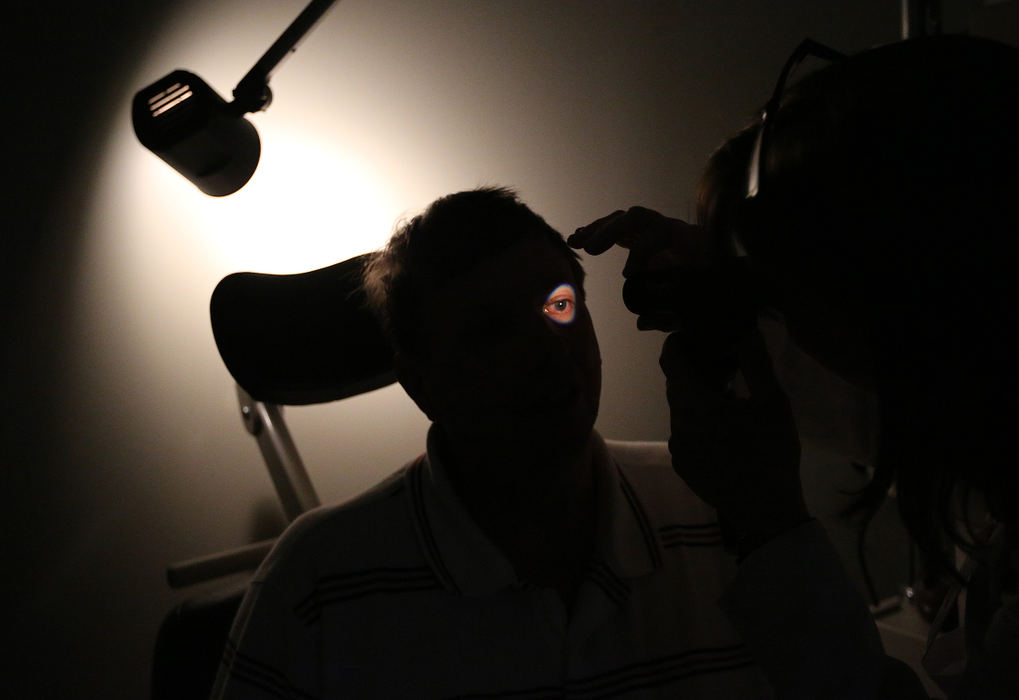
[{"x1": 12, "y1": 1, "x2": 1014, "y2": 697}]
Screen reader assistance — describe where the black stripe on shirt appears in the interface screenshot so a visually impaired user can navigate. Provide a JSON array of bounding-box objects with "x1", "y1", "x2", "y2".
[
  {"x1": 567, "y1": 644, "x2": 756, "y2": 698},
  {"x1": 294, "y1": 566, "x2": 443, "y2": 624},
  {"x1": 617, "y1": 471, "x2": 664, "y2": 569},
  {"x1": 442, "y1": 685, "x2": 565, "y2": 699},
  {"x1": 440, "y1": 645, "x2": 757, "y2": 699},
  {"x1": 223, "y1": 642, "x2": 316, "y2": 700},
  {"x1": 586, "y1": 562, "x2": 630, "y2": 606},
  {"x1": 658, "y1": 522, "x2": 724, "y2": 549},
  {"x1": 576, "y1": 656, "x2": 759, "y2": 699}
]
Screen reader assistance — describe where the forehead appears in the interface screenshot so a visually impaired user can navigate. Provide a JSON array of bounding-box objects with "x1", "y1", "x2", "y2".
[
  {"x1": 415, "y1": 236, "x2": 579, "y2": 337},
  {"x1": 436, "y1": 236, "x2": 579, "y2": 305}
]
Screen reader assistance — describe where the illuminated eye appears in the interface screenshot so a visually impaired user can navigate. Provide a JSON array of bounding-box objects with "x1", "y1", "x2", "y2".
[{"x1": 543, "y1": 283, "x2": 577, "y2": 325}]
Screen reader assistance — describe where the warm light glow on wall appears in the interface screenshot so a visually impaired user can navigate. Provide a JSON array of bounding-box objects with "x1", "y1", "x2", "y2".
[
  {"x1": 74, "y1": 0, "x2": 433, "y2": 518},
  {"x1": 119, "y1": 127, "x2": 399, "y2": 274},
  {"x1": 72, "y1": 0, "x2": 691, "y2": 522},
  {"x1": 112, "y1": 1, "x2": 403, "y2": 275}
]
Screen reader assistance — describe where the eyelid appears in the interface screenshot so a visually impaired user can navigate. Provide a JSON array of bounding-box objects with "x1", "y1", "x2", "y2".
[
  {"x1": 543, "y1": 283, "x2": 577, "y2": 325},
  {"x1": 544, "y1": 284, "x2": 576, "y2": 306}
]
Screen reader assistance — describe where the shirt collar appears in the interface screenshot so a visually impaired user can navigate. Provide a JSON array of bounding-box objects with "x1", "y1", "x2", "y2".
[{"x1": 405, "y1": 425, "x2": 661, "y2": 596}]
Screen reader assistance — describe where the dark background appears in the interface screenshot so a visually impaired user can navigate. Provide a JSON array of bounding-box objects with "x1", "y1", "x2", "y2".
[{"x1": 4, "y1": 2, "x2": 1016, "y2": 697}]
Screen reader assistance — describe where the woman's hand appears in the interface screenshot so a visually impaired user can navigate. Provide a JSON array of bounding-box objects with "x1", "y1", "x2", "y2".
[
  {"x1": 661, "y1": 328, "x2": 808, "y2": 557},
  {"x1": 569, "y1": 206, "x2": 712, "y2": 278}
]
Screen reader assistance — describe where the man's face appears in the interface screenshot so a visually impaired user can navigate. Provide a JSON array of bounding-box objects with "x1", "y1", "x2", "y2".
[{"x1": 402, "y1": 236, "x2": 602, "y2": 458}]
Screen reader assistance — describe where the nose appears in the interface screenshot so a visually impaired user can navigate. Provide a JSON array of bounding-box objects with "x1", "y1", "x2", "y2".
[{"x1": 516, "y1": 315, "x2": 582, "y2": 383}]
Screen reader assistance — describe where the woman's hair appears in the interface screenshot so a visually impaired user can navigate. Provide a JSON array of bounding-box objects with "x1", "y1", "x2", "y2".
[{"x1": 698, "y1": 35, "x2": 1019, "y2": 573}]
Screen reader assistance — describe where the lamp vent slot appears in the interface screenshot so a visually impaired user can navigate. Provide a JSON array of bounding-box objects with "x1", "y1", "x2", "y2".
[{"x1": 147, "y1": 82, "x2": 194, "y2": 118}]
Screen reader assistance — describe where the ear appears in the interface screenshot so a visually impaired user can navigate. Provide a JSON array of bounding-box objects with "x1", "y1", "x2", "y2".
[{"x1": 394, "y1": 350, "x2": 436, "y2": 421}]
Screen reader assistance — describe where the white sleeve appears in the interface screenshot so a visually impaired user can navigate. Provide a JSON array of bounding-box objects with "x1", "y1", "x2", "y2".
[{"x1": 209, "y1": 521, "x2": 324, "y2": 700}]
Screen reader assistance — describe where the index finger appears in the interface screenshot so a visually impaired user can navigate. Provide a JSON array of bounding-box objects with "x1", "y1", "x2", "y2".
[
  {"x1": 568, "y1": 210, "x2": 626, "y2": 254},
  {"x1": 569, "y1": 206, "x2": 663, "y2": 255}
]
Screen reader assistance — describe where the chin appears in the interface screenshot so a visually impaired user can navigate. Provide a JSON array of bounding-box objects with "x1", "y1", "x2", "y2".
[{"x1": 512, "y1": 411, "x2": 596, "y2": 456}]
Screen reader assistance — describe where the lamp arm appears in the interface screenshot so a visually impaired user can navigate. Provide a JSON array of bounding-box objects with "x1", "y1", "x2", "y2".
[{"x1": 232, "y1": 0, "x2": 340, "y2": 113}]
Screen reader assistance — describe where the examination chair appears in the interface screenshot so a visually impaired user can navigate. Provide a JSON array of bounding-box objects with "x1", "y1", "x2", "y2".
[{"x1": 151, "y1": 253, "x2": 395, "y2": 699}]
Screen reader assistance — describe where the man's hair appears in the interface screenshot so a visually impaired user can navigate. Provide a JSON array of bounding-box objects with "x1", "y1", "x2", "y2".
[
  {"x1": 697, "y1": 35, "x2": 1019, "y2": 574},
  {"x1": 363, "y1": 187, "x2": 585, "y2": 359}
]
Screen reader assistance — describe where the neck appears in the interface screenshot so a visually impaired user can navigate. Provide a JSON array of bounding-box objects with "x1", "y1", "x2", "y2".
[
  {"x1": 439, "y1": 428, "x2": 599, "y2": 603},
  {"x1": 441, "y1": 428, "x2": 594, "y2": 509}
]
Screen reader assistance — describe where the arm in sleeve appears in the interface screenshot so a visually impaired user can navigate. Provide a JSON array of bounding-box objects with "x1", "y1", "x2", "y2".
[
  {"x1": 948, "y1": 544, "x2": 1019, "y2": 699},
  {"x1": 209, "y1": 542, "x2": 323, "y2": 700},
  {"x1": 719, "y1": 519, "x2": 929, "y2": 699}
]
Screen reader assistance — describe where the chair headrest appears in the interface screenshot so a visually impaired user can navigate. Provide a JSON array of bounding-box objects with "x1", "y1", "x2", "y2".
[{"x1": 210, "y1": 253, "x2": 396, "y2": 405}]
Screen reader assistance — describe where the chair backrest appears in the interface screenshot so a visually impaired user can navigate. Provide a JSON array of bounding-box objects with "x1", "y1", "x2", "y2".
[
  {"x1": 210, "y1": 252, "x2": 396, "y2": 405},
  {"x1": 152, "y1": 253, "x2": 397, "y2": 700}
]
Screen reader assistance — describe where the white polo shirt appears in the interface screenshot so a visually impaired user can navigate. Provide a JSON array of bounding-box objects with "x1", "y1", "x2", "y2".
[{"x1": 212, "y1": 429, "x2": 772, "y2": 699}]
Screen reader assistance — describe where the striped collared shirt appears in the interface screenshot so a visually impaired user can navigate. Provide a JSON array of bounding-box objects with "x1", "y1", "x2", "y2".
[{"x1": 213, "y1": 429, "x2": 771, "y2": 699}]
